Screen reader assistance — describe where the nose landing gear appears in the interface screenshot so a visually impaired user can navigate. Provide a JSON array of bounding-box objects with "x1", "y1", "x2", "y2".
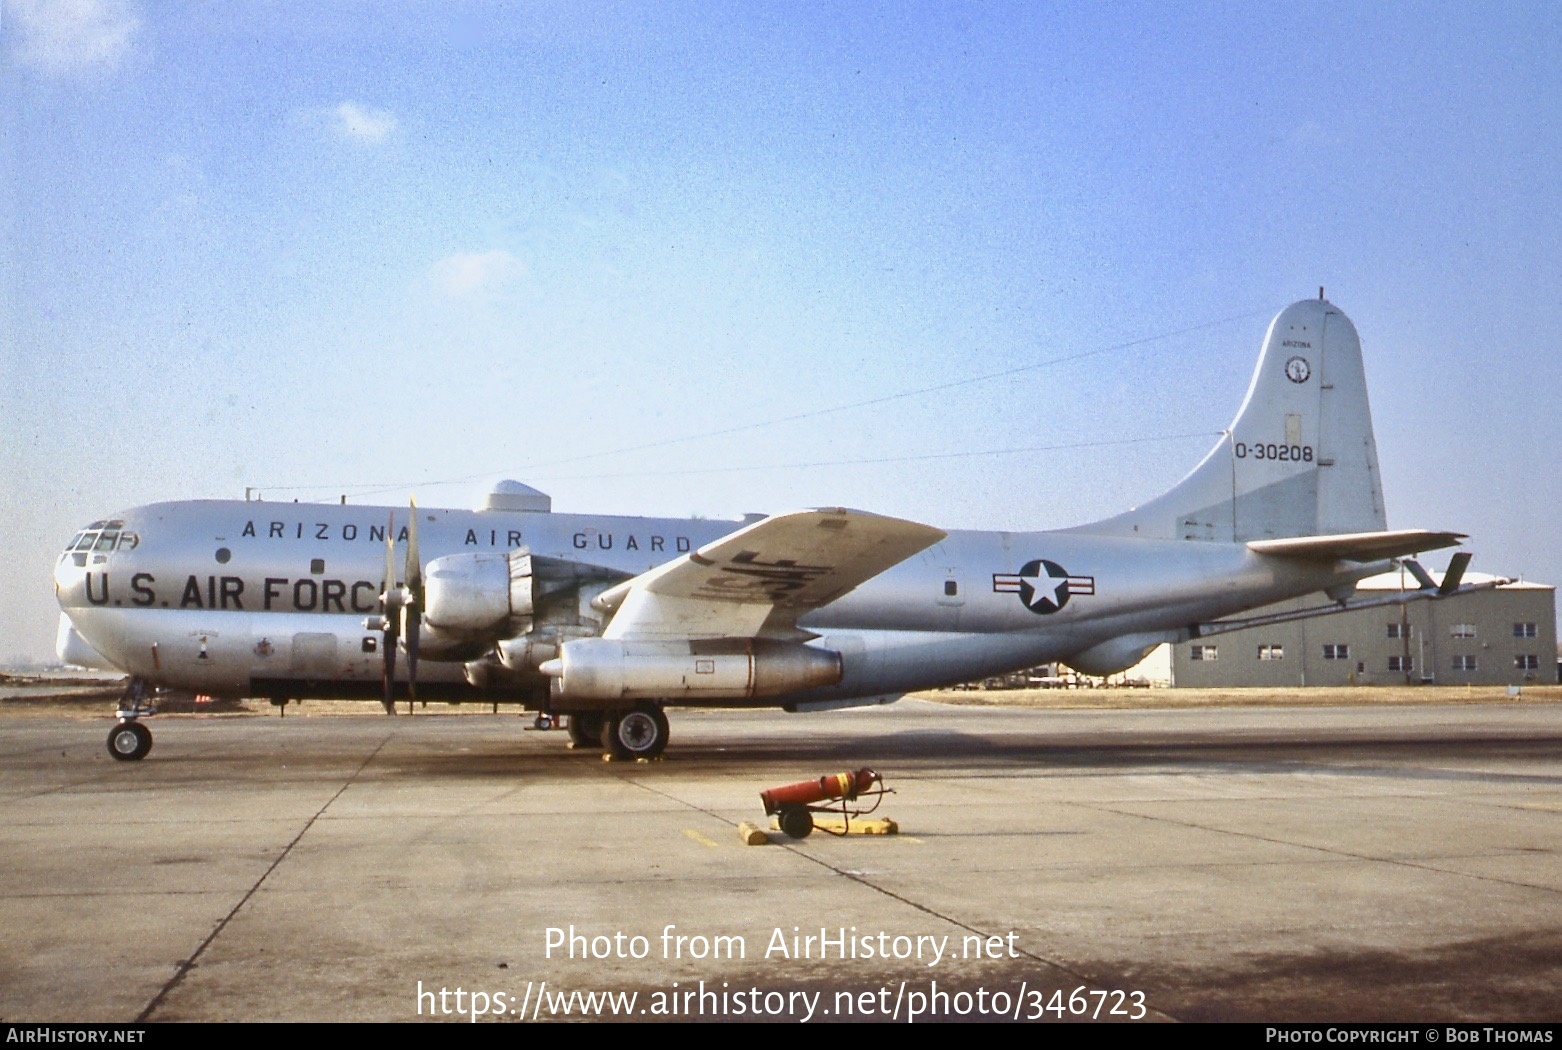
[
  {"x1": 106, "y1": 677, "x2": 156, "y2": 762},
  {"x1": 107, "y1": 721, "x2": 152, "y2": 761}
]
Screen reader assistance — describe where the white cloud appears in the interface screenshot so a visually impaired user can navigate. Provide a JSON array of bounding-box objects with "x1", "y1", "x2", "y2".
[
  {"x1": 330, "y1": 100, "x2": 398, "y2": 143},
  {"x1": 430, "y1": 250, "x2": 524, "y2": 297},
  {"x1": 9, "y1": 0, "x2": 139, "y2": 75}
]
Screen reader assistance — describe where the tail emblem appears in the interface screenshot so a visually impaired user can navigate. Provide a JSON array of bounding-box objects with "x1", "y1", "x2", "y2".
[
  {"x1": 993, "y1": 559, "x2": 1095, "y2": 615},
  {"x1": 1285, "y1": 356, "x2": 1311, "y2": 383}
]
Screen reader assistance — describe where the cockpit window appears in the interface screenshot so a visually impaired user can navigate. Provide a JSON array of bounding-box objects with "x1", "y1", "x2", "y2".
[{"x1": 65, "y1": 526, "x2": 138, "y2": 556}]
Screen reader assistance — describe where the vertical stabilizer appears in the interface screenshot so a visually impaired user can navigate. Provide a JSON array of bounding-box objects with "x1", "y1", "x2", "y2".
[{"x1": 1073, "y1": 298, "x2": 1386, "y2": 542}]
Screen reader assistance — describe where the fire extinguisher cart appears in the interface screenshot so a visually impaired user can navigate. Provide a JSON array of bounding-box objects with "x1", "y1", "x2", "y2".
[{"x1": 760, "y1": 768, "x2": 890, "y2": 839}]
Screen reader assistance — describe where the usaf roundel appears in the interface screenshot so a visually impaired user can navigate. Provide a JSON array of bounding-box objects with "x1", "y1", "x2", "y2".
[{"x1": 993, "y1": 559, "x2": 1096, "y2": 615}]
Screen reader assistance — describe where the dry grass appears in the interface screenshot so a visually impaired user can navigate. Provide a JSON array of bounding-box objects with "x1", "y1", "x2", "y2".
[{"x1": 914, "y1": 684, "x2": 1562, "y2": 710}]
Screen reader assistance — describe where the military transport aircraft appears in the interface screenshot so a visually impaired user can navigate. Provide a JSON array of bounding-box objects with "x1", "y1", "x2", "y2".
[{"x1": 55, "y1": 296, "x2": 1484, "y2": 762}]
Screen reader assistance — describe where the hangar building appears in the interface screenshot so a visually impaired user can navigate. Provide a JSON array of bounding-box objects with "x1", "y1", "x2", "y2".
[{"x1": 1170, "y1": 570, "x2": 1556, "y2": 688}]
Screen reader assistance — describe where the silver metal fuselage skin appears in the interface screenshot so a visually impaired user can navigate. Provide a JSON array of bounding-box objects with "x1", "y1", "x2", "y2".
[{"x1": 54, "y1": 499, "x2": 1377, "y2": 705}]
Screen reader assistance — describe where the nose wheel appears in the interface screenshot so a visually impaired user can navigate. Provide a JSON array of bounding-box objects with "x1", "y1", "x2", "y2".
[{"x1": 107, "y1": 721, "x2": 152, "y2": 762}]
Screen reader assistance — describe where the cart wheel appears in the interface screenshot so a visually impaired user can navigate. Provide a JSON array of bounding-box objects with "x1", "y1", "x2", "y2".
[{"x1": 778, "y1": 806, "x2": 814, "y2": 839}]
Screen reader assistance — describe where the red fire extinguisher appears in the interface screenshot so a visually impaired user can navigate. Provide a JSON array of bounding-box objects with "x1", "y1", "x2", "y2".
[{"x1": 760, "y1": 768, "x2": 885, "y2": 838}]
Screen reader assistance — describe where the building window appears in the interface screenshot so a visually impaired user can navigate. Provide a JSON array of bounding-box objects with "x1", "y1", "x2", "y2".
[
  {"x1": 1515, "y1": 654, "x2": 1539, "y2": 671},
  {"x1": 1258, "y1": 644, "x2": 1284, "y2": 661},
  {"x1": 1513, "y1": 623, "x2": 1537, "y2": 638},
  {"x1": 1450, "y1": 624, "x2": 1477, "y2": 639},
  {"x1": 1387, "y1": 623, "x2": 1408, "y2": 639},
  {"x1": 1388, "y1": 656, "x2": 1413, "y2": 672},
  {"x1": 1190, "y1": 645, "x2": 1218, "y2": 661},
  {"x1": 1452, "y1": 655, "x2": 1477, "y2": 671},
  {"x1": 1322, "y1": 644, "x2": 1350, "y2": 660}
]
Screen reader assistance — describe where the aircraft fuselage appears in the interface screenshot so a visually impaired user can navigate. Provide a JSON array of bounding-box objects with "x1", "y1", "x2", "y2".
[{"x1": 55, "y1": 498, "x2": 1381, "y2": 704}]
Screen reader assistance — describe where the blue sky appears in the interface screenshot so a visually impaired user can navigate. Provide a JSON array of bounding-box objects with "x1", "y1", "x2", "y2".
[{"x1": 3, "y1": 1, "x2": 1559, "y2": 663}]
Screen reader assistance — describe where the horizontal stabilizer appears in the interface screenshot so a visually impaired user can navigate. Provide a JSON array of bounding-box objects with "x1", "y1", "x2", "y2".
[{"x1": 1247, "y1": 529, "x2": 1464, "y2": 563}]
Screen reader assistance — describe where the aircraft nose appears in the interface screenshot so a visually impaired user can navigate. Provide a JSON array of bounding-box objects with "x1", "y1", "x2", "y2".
[{"x1": 56, "y1": 517, "x2": 140, "y2": 608}]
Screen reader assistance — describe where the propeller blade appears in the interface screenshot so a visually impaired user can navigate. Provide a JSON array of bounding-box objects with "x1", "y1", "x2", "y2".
[
  {"x1": 406, "y1": 497, "x2": 422, "y2": 598},
  {"x1": 405, "y1": 498, "x2": 422, "y2": 702},
  {"x1": 380, "y1": 513, "x2": 399, "y2": 715},
  {"x1": 404, "y1": 607, "x2": 420, "y2": 707}
]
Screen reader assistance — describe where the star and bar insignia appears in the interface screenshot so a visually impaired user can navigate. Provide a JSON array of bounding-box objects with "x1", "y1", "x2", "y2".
[{"x1": 993, "y1": 559, "x2": 1095, "y2": 614}]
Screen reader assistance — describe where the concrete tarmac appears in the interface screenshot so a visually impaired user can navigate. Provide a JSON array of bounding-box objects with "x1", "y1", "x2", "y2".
[{"x1": 2, "y1": 700, "x2": 1558, "y2": 1022}]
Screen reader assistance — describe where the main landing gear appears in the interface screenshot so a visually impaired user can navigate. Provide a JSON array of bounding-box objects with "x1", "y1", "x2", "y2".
[
  {"x1": 566, "y1": 711, "x2": 604, "y2": 749},
  {"x1": 567, "y1": 702, "x2": 669, "y2": 760},
  {"x1": 107, "y1": 677, "x2": 155, "y2": 762}
]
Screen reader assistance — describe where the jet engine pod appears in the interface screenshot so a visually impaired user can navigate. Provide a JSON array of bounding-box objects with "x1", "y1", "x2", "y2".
[
  {"x1": 422, "y1": 549, "x2": 535, "y2": 639},
  {"x1": 539, "y1": 637, "x2": 842, "y2": 702}
]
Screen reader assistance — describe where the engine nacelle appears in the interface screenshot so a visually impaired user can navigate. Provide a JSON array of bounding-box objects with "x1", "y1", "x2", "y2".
[
  {"x1": 539, "y1": 637, "x2": 842, "y2": 702},
  {"x1": 422, "y1": 549, "x2": 534, "y2": 641}
]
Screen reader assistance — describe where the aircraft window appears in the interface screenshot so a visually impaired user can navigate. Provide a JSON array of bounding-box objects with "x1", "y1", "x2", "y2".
[
  {"x1": 93, "y1": 532, "x2": 120, "y2": 552},
  {"x1": 943, "y1": 580, "x2": 958, "y2": 597},
  {"x1": 66, "y1": 533, "x2": 87, "y2": 552},
  {"x1": 117, "y1": 532, "x2": 139, "y2": 550},
  {"x1": 72, "y1": 533, "x2": 97, "y2": 551}
]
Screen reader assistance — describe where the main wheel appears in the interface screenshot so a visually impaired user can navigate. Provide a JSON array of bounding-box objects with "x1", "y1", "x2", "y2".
[
  {"x1": 600, "y1": 703, "x2": 669, "y2": 760},
  {"x1": 778, "y1": 806, "x2": 814, "y2": 839},
  {"x1": 107, "y1": 721, "x2": 152, "y2": 762},
  {"x1": 566, "y1": 712, "x2": 603, "y2": 749}
]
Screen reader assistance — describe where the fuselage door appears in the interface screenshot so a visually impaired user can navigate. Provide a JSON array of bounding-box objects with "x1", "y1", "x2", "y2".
[{"x1": 290, "y1": 633, "x2": 339, "y2": 678}]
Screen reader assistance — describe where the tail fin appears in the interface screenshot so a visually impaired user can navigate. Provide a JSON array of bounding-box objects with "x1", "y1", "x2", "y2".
[{"x1": 1074, "y1": 297, "x2": 1387, "y2": 542}]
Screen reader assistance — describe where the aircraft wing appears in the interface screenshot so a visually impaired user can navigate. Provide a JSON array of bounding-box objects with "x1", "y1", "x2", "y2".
[
  {"x1": 1247, "y1": 529, "x2": 1465, "y2": 562},
  {"x1": 595, "y1": 508, "x2": 947, "y2": 641}
]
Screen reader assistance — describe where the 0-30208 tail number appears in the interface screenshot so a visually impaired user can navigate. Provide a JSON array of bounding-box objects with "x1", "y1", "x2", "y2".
[{"x1": 1234, "y1": 442, "x2": 1313, "y2": 462}]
